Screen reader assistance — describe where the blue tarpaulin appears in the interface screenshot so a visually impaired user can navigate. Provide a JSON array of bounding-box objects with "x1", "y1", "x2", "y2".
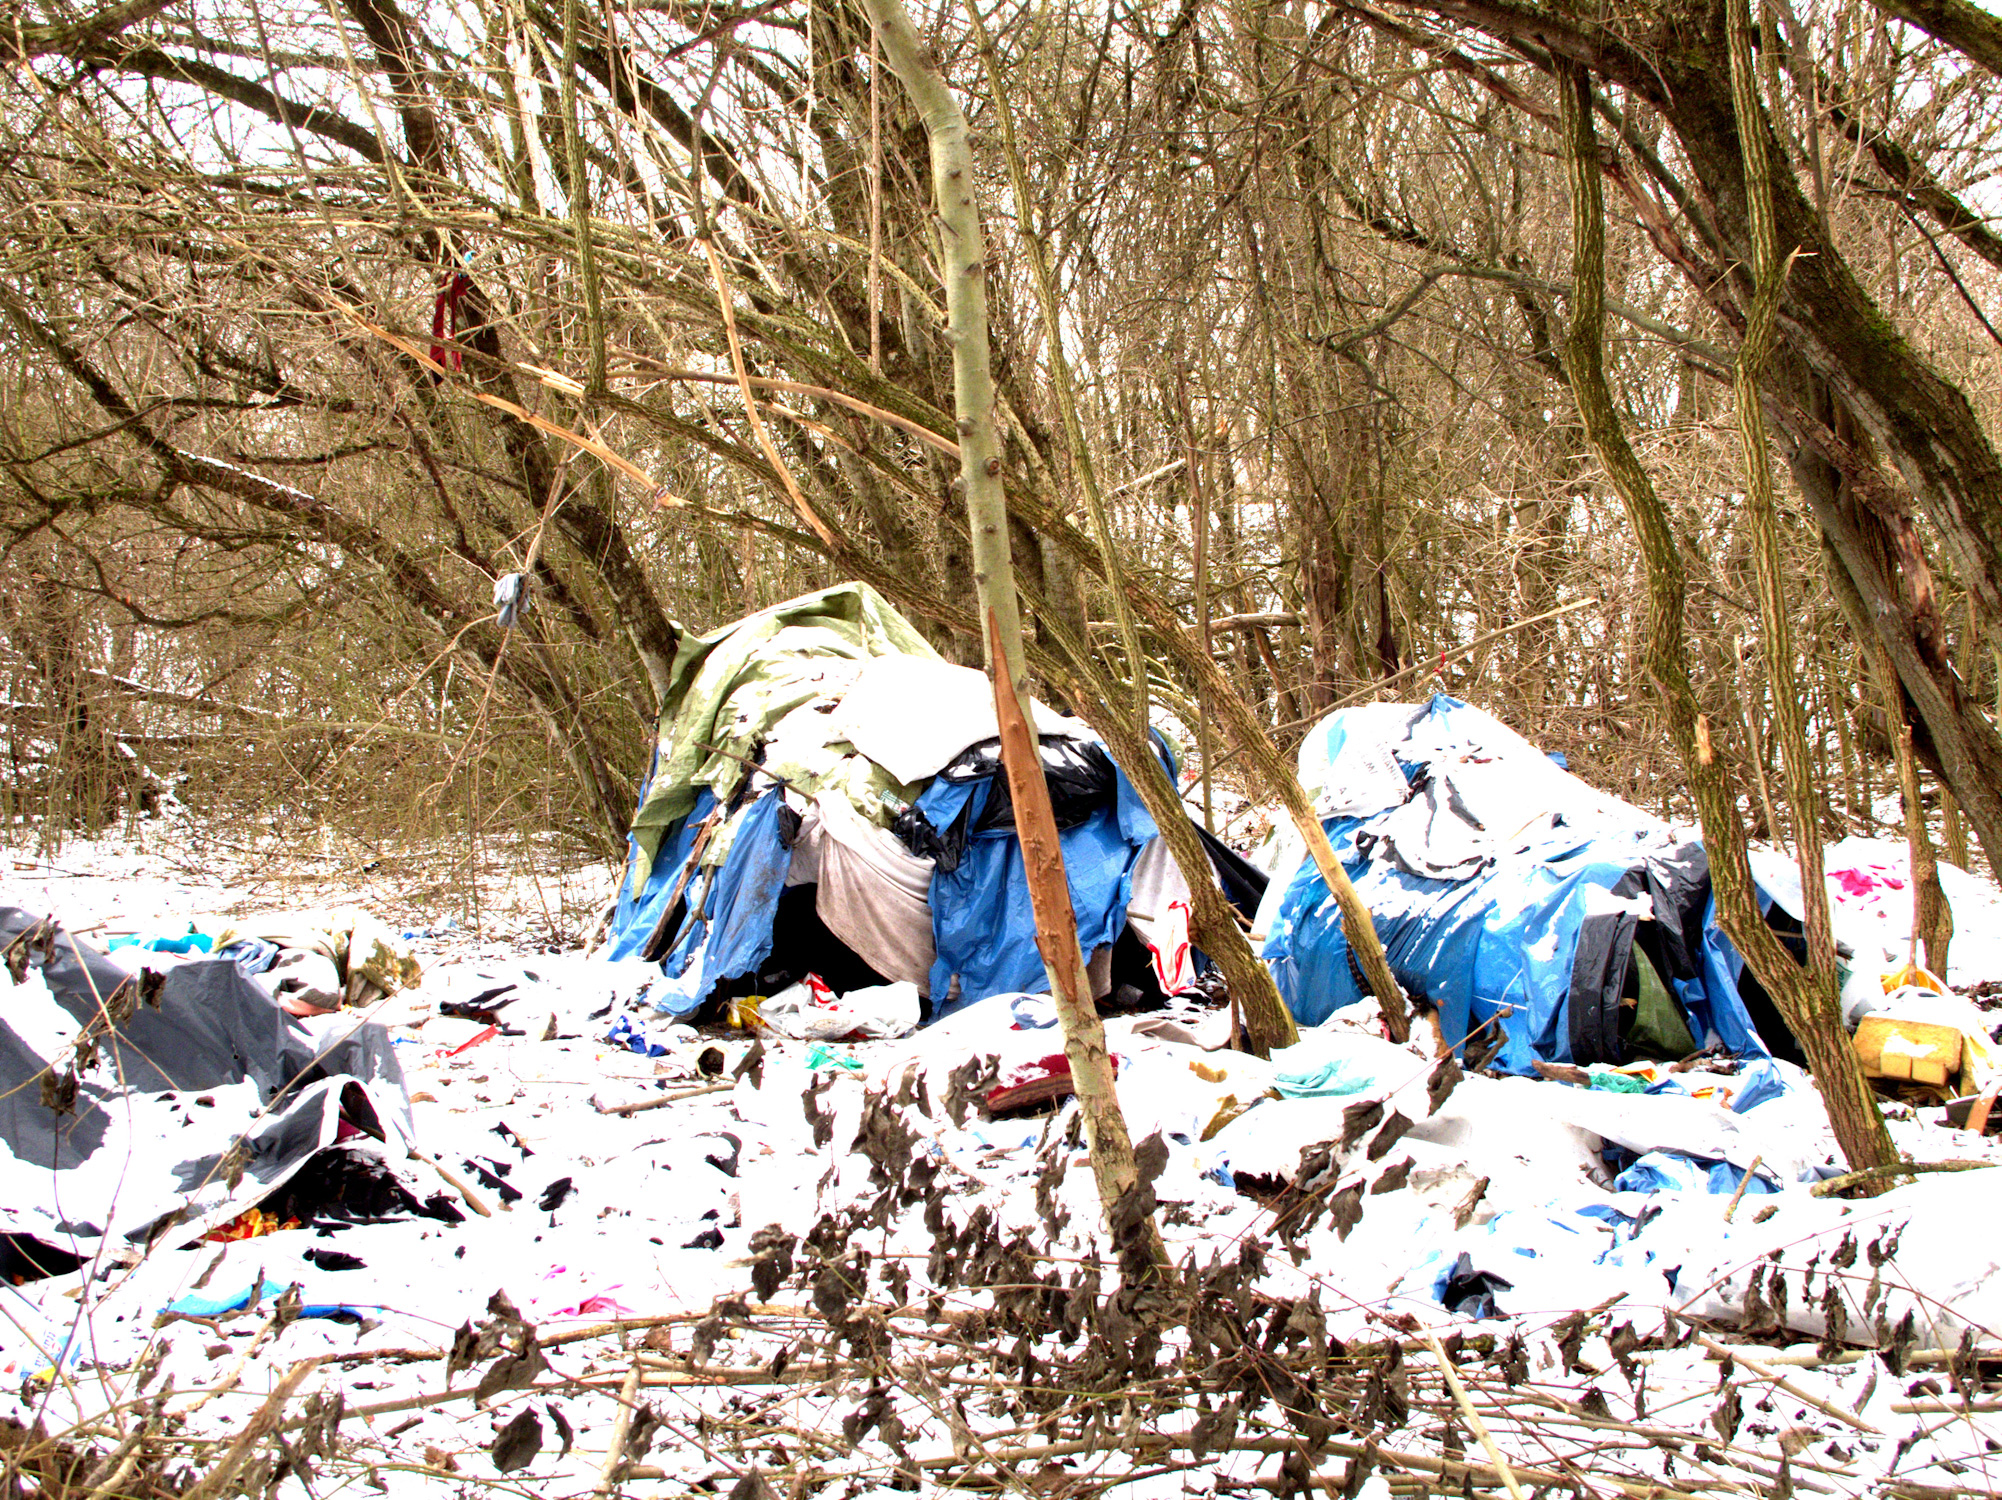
[
  {"x1": 918, "y1": 764, "x2": 1158, "y2": 1019},
  {"x1": 609, "y1": 744, "x2": 1165, "y2": 1021},
  {"x1": 608, "y1": 782, "x2": 716, "y2": 962},
  {"x1": 1611, "y1": 1150, "x2": 1780, "y2": 1196},
  {"x1": 601, "y1": 585, "x2": 1228, "y2": 1023},
  {"x1": 639, "y1": 789, "x2": 793, "y2": 1018},
  {"x1": 1262, "y1": 696, "x2": 1777, "y2": 1074}
]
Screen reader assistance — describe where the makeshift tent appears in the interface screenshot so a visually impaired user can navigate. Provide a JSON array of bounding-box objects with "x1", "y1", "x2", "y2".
[
  {"x1": 608, "y1": 583, "x2": 1259, "y2": 1020},
  {"x1": 1257, "y1": 697, "x2": 1786, "y2": 1074},
  {"x1": 0, "y1": 908, "x2": 414, "y2": 1279}
]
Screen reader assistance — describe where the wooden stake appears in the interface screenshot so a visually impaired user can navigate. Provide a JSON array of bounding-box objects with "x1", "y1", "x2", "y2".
[
  {"x1": 594, "y1": 1358, "x2": 645, "y2": 1496},
  {"x1": 407, "y1": 1146, "x2": 492, "y2": 1218}
]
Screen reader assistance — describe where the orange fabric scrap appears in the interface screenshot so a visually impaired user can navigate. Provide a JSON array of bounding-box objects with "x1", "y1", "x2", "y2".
[{"x1": 205, "y1": 1206, "x2": 301, "y2": 1243}]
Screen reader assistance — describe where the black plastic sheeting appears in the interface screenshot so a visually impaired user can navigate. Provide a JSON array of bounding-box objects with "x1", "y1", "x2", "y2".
[
  {"x1": 1566, "y1": 846, "x2": 1713, "y2": 1067},
  {"x1": 898, "y1": 736, "x2": 1118, "y2": 873},
  {"x1": 0, "y1": 908, "x2": 413, "y2": 1272},
  {"x1": 1196, "y1": 823, "x2": 1268, "y2": 920},
  {"x1": 1563, "y1": 845, "x2": 1806, "y2": 1068}
]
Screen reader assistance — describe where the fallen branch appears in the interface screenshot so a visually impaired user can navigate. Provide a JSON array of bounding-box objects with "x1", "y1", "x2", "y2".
[
  {"x1": 591, "y1": 1081, "x2": 736, "y2": 1116},
  {"x1": 593, "y1": 1359, "x2": 644, "y2": 1496},
  {"x1": 406, "y1": 1146, "x2": 492, "y2": 1216},
  {"x1": 1808, "y1": 1157, "x2": 1995, "y2": 1197},
  {"x1": 1693, "y1": 1334, "x2": 1882, "y2": 1434},
  {"x1": 910, "y1": 1430, "x2": 1716, "y2": 1500},
  {"x1": 182, "y1": 1357, "x2": 320, "y2": 1500},
  {"x1": 1421, "y1": 1329, "x2": 1527, "y2": 1500}
]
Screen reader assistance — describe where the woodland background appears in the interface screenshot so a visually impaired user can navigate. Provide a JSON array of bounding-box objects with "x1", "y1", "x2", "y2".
[{"x1": 3, "y1": 0, "x2": 1999, "y2": 888}]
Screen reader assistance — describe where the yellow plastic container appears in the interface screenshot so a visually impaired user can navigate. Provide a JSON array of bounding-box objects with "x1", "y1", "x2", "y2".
[{"x1": 1853, "y1": 1014, "x2": 1964, "y2": 1088}]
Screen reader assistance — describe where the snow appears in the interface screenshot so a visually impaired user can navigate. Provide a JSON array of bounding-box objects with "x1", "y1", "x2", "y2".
[{"x1": 4, "y1": 825, "x2": 2002, "y2": 1498}]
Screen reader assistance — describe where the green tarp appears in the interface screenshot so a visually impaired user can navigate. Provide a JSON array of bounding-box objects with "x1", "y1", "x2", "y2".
[{"x1": 628, "y1": 584, "x2": 938, "y2": 886}]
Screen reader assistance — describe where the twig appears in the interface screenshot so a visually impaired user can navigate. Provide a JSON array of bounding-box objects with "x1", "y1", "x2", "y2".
[
  {"x1": 1808, "y1": 1158, "x2": 1994, "y2": 1197},
  {"x1": 1255, "y1": 597, "x2": 1597, "y2": 739},
  {"x1": 591, "y1": 1081, "x2": 737, "y2": 1116},
  {"x1": 406, "y1": 1146, "x2": 492, "y2": 1216},
  {"x1": 594, "y1": 1358, "x2": 644, "y2": 1496},
  {"x1": 700, "y1": 239, "x2": 836, "y2": 547},
  {"x1": 1420, "y1": 1329, "x2": 1528, "y2": 1500},
  {"x1": 1682, "y1": 1345, "x2": 2002, "y2": 1369},
  {"x1": 1693, "y1": 1335, "x2": 1882, "y2": 1433},
  {"x1": 173, "y1": 1306, "x2": 281, "y2": 1417},
  {"x1": 1721, "y1": 1153, "x2": 1764, "y2": 1222},
  {"x1": 695, "y1": 740, "x2": 796, "y2": 787},
  {"x1": 332, "y1": 304, "x2": 685, "y2": 506},
  {"x1": 182, "y1": 1357, "x2": 320, "y2": 1500},
  {"x1": 82, "y1": 1418, "x2": 157, "y2": 1500}
]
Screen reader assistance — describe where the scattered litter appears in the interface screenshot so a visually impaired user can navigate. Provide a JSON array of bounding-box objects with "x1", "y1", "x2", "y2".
[{"x1": 8, "y1": 651, "x2": 2002, "y2": 1500}]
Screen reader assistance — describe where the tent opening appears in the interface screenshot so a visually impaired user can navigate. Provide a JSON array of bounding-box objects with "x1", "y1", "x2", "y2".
[{"x1": 714, "y1": 883, "x2": 894, "y2": 1009}]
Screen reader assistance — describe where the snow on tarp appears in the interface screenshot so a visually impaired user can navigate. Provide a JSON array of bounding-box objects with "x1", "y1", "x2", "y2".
[
  {"x1": 1261, "y1": 696, "x2": 1776, "y2": 1072},
  {"x1": 0, "y1": 908, "x2": 413, "y2": 1268}
]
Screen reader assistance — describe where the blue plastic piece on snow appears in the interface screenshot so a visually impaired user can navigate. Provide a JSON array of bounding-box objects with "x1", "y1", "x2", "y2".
[
  {"x1": 1729, "y1": 1058, "x2": 1791, "y2": 1113},
  {"x1": 164, "y1": 1279, "x2": 370, "y2": 1322},
  {"x1": 1612, "y1": 1150, "x2": 1779, "y2": 1197},
  {"x1": 1009, "y1": 994, "x2": 1060, "y2": 1029},
  {"x1": 108, "y1": 930, "x2": 214, "y2": 956},
  {"x1": 605, "y1": 1015, "x2": 670, "y2": 1057}
]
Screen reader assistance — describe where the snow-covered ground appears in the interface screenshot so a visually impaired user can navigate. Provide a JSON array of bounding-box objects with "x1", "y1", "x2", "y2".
[{"x1": 4, "y1": 826, "x2": 2002, "y2": 1500}]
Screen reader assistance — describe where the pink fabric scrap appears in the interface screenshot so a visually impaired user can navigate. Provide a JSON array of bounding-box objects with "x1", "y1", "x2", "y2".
[{"x1": 1833, "y1": 867, "x2": 1905, "y2": 897}]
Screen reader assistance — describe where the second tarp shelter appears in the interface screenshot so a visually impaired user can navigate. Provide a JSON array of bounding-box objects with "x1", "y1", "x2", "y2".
[
  {"x1": 1257, "y1": 696, "x2": 1787, "y2": 1073},
  {"x1": 608, "y1": 584, "x2": 1255, "y2": 1020}
]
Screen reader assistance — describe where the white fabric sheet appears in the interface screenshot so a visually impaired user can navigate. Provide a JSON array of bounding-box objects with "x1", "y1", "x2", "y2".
[
  {"x1": 1122, "y1": 835, "x2": 1197, "y2": 993},
  {"x1": 790, "y1": 792, "x2": 937, "y2": 992},
  {"x1": 833, "y1": 655, "x2": 1089, "y2": 785}
]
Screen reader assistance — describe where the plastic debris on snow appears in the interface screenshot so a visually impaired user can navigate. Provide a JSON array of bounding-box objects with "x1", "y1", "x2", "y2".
[
  {"x1": 7, "y1": 893, "x2": 2002, "y2": 1498},
  {"x1": 740, "y1": 973, "x2": 922, "y2": 1040},
  {"x1": 1758, "y1": 837, "x2": 2002, "y2": 1086}
]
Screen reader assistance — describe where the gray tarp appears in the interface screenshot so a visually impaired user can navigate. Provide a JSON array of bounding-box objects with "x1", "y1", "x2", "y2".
[{"x1": 0, "y1": 908, "x2": 412, "y2": 1264}]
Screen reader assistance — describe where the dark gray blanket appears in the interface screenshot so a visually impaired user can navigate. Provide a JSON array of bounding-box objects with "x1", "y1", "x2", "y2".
[{"x1": 0, "y1": 908, "x2": 411, "y2": 1263}]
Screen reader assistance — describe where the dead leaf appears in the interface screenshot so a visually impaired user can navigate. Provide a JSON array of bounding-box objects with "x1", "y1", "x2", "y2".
[{"x1": 490, "y1": 1409, "x2": 542, "y2": 1472}]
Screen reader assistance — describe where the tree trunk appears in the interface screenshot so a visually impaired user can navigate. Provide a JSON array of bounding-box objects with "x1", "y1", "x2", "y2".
[
  {"x1": 1124, "y1": 587, "x2": 1415, "y2": 1043},
  {"x1": 1726, "y1": 0, "x2": 1840, "y2": 999},
  {"x1": 858, "y1": 0, "x2": 1164, "y2": 1274},
  {"x1": 1029, "y1": 634, "x2": 1302, "y2": 1056},
  {"x1": 1553, "y1": 58, "x2": 1898, "y2": 1183}
]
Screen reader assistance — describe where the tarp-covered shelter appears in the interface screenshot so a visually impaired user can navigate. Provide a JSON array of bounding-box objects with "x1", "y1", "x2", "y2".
[
  {"x1": 0, "y1": 908, "x2": 413, "y2": 1279},
  {"x1": 608, "y1": 584, "x2": 1258, "y2": 1020},
  {"x1": 1258, "y1": 697, "x2": 1788, "y2": 1073}
]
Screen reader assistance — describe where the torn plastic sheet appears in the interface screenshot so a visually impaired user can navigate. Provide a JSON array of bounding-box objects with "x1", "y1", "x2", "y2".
[{"x1": 1, "y1": 908, "x2": 412, "y2": 1266}]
